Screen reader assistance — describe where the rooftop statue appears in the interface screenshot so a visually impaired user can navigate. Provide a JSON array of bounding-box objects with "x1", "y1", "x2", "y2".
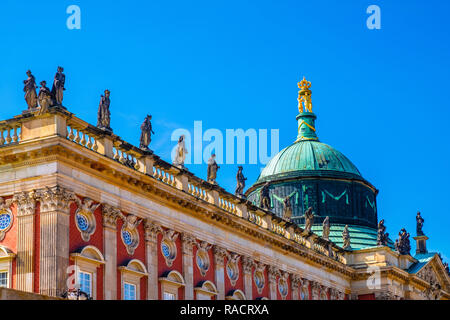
[
  {"x1": 51, "y1": 66, "x2": 65, "y2": 106},
  {"x1": 297, "y1": 77, "x2": 313, "y2": 113},
  {"x1": 23, "y1": 70, "x2": 38, "y2": 109},
  {"x1": 173, "y1": 135, "x2": 188, "y2": 168},
  {"x1": 97, "y1": 90, "x2": 112, "y2": 131},
  {"x1": 303, "y1": 207, "x2": 314, "y2": 234},
  {"x1": 139, "y1": 115, "x2": 154, "y2": 150},
  {"x1": 322, "y1": 216, "x2": 330, "y2": 240},
  {"x1": 207, "y1": 153, "x2": 219, "y2": 184},
  {"x1": 273, "y1": 191, "x2": 296, "y2": 222},
  {"x1": 259, "y1": 182, "x2": 271, "y2": 210},
  {"x1": 342, "y1": 225, "x2": 351, "y2": 250},
  {"x1": 416, "y1": 211, "x2": 425, "y2": 236},
  {"x1": 377, "y1": 219, "x2": 389, "y2": 246},
  {"x1": 37, "y1": 81, "x2": 53, "y2": 115},
  {"x1": 395, "y1": 228, "x2": 411, "y2": 255},
  {"x1": 235, "y1": 166, "x2": 247, "y2": 198}
]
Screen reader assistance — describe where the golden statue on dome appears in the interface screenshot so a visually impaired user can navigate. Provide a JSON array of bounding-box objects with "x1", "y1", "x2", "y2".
[{"x1": 298, "y1": 77, "x2": 313, "y2": 113}]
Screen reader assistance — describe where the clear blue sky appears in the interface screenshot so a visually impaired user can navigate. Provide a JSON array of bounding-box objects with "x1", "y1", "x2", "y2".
[{"x1": 1, "y1": 0, "x2": 449, "y2": 259}]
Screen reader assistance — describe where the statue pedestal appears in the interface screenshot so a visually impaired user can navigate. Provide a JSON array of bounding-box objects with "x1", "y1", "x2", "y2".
[{"x1": 413, "y1": 235, "x2": 428, "y2": 254}]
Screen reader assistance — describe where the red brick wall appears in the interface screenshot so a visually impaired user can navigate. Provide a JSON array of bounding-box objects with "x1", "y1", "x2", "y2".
[{"x1": 358, "y1": 293, "x2": 375, "y2": 300}]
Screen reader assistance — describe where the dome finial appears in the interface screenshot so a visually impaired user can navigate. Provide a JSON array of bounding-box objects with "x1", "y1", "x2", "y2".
[{"x1": 297, "y1": 77, "x2": 313, "y2": 113}]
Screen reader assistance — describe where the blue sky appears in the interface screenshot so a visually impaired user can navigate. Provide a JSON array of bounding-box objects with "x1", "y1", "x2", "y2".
[{"x1": 0, "y1": 0, "x2": 449, "y2": 259}]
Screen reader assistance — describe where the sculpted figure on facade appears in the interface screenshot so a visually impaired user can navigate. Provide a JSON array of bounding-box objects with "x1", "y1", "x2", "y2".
[
  {"x1": 173, "y1": 135, "x2": 188, "y2": 168},
  {"x1": 322, "y1": 216, "x2": 330, "y2": 240},
  {"x1": 416, "y1": 211, "x2": 425, "y2": 236},
  {"x1": 74, "y1": 197, "x2": 101, "y2": 241},
  {"x1": 377, "y1": 219, "x2": 389, "y2": 246},
  {"x1": 23, "y1": 70, "x2": 38, "y2": 109},
  {"x1": 97, "y1": 90, "x2": 112, "y2": 131},
  {"x1": 207, "y1": 153, "x2": 220, "y2": 184},
  {"x1": 235, "y1": 166, "x2": 247, "y2": 197},
  {"x1": 139, "y1": 115, "x2": 154, "y2": 150},
  {"x1": 395, "y1": 228, "x2": 411, "y2": 255},
  {"x1": 51, "y1": 66, "x2": 65, "y2": 105},
  {"x1": 259, "y1": 182, "x2": 271, "y2": 210},
  {"x1": 303, "y1": 207, "x2": 314, "y2": 234},
  {"x1": 342, "y1": 225, "x2": 351, "y2": 249},
  {"x1": 37, "y1": 81, "x2": 53, "y2": 115}
]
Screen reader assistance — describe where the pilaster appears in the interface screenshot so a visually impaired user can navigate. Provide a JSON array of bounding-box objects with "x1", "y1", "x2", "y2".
[
  {"x1": 102, "y1": 203, "x2": 120, "y2": 300},
  {"x1": 36, "y1": 186, "x2": 74, "y2": 297},
  {"x1": 144, "y1": 219, "x2": 162, "y2": 300},
  {"x1": 268, "y1": 265, "x2": 279, "y2": 300},
  {"x1": 13, "y1": 191, "x2": 36, "y2": 292},
  {"x1": 213, "y1": 246, "x2": 227, "y2": 300},
  {"x1": 181, "y1": 232, "x2": 196, "y2": 300},
  {"x1": 242, "y1": 256, "x2": 254, "y2": 300}
]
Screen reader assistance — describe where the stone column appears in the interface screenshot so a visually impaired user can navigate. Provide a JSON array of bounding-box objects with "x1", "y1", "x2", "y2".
[
  {"x1": 13, "y1": 191, "x2": 36, "y2": 292},
  {"x1": 242, "y1": 256, "x2": 254, "y2": 300},
  {"x1": 37, "y1": 186, "x2": 74, "y2": 297},
  {"x1": 213, "y1": 246, "x2": 227, "y2": 300},
  {"x1": 290, "y1": 274, "x2": 301, "y2": 300},
  {"x1": 144, "y1": 220, "x2": 162, "y2": 300},
  {"x1": 102, "y1": 204, "x2": 120, "y2": 300},
  {"x1": 181, "y1": 232, "x2": 196, "y2": 300},
  {"x1": 268, "y1": 266, "x2": 279, "y2": 300}
]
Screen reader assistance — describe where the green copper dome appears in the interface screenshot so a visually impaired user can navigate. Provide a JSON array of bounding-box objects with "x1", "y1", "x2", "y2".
[{"x1": 257, "y1": 139, "x2": 361, "y2": 183}]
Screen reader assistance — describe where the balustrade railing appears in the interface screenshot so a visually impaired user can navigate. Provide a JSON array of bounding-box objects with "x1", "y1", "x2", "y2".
[
  {"x1": 66, "y1": 125, "x2": 99, "y2": 153},
  {"x1": 0, "y1": 123, "x2": 21, "y2": 146}
]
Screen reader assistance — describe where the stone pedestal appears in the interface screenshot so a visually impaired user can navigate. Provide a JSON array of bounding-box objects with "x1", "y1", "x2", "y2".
[{"x1": 414, "y1": 235, "x2": 429, "y2": 254}]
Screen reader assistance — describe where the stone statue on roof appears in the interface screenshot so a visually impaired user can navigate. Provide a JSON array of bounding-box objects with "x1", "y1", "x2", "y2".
[
  {"x1": 97, "y1": 90, "x2": 112, "y2": 131},
  {"x1": 23, "y1": 70, "x2": 38, "y2": 109},
  {"x1": 395, "y1": 228, "x2": 411, "y2": 255},
  {"x1": 342, "y1": 225, "x2": 351, "y2": 250},
  {"x1": 377, "y1": 219, "x2": 389, "y2": 246},
  {"x1": 416, "y1": 211, "x2": 425, "y2": 236},
  {"x1": 207, "y1": 153, "x2": 219, "y2": 184},
  {"x1": 235, "y1": 166, "x2": 247, "y2": 198},
  {"x1": 51, "y1": 66, "x2": 65, "y2": 106},
  {"x1": 140, "y1": 115, "x2": 154, "y2": 150},
  {"x1": 303, "y1": 207, "x2": 314, "y2": 234},
  {"x1": 173, "y1": 135, "x2": 188, "y2": 168},
  {"x1": 259, "y1": 182, "x2": 271, "y2": 210},
  {"x1": 38, "y1": 81, "x2": 53, "y2": 115},
  {"x1": 322, "y1": 216, "x2": 330, "y2": 240}
]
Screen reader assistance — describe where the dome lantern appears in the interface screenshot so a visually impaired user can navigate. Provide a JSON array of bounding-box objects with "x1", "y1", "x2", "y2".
[{"x1": 296, "y1": 77, "x2": 318, "y2": 142}]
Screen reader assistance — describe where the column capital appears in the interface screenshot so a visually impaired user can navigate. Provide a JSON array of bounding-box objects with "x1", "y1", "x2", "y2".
[
  {"x1": 102, "y1": 203, "x2": 121, "y2": 229},
  {"x1": 12, "y1": 191, "x2": 36, "y2": 216},
  {"x1": 181, "y1": 232, "x2": 196, "y2": 255},
  {"x1": 213, "y1": 246, "x2": 228, "y2": 266},
  {"x1": 35, "y1": 186, "x2": 75, "y2": 214},
  {"x1": 290, "y1": 274, "x2": 303, "y2": 290},
  {"x1": 242, "y1": 256, "x2": 255, "y2": 274},
  {"x1": 144, "y1": 219, "x2": 162, "y2": 243},
  {"x1": 267, "y1": 265, "x2": 280, "y2": 284}
]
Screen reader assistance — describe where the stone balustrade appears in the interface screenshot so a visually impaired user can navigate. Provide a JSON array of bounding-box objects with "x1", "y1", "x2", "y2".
[
  {"x1": 0, "y1": 121, "x2": 21, "y2": 146},
  {"x1": 6, "y1": 107, "x2": 347, "y2": 264}
]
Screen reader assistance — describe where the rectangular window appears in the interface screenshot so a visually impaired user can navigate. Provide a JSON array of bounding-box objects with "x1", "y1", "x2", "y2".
[
  {"x1": 78, "y1": 271, "x2": 92, "y2": 297},
  {"x1": 124, "y1": 282, "x2": 137, "y2": 300},
  {"x1": 0, "y1": 271, "x2": 8, "y2": 288},
  {"x1": 163, "y1": 292, "x2": 176, "y2": 300}
]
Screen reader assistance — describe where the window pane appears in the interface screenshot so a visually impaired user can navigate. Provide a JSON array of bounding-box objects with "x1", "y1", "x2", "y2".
[
  {"x1": 78, "y1": 272, "x2": 92, "y2": 297},
  {"x1": 163, "y1": 292, "x2": 175, "y2": 300},
  {"x1": 0, "y1": 272, "x2": 8, "y2": 288},
  {"x1": 124, "y1": 283, "x2": 137, "y2": 300}
]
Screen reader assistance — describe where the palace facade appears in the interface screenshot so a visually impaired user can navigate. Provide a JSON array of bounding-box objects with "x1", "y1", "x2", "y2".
[{"x1": 0, "y1": 78, "x2": 449, "y2": 300}]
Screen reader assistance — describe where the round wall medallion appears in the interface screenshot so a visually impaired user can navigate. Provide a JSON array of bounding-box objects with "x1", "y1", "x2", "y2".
[
  {"x1": 226, "y1": 260, "x2": 239, "y2": 285},
  {"x1": 196, "y1": 249, "x2": 210, "y2": 276},
  {"x1": 254, "y1": 270, "x2": 265, "y2": 292},
  {"x1": 278, "y1": 278, "x2": 288, "y2": 298},
  {"x1": 161, "y1": 239, "x2": 177, "y2": 267},
  {"x1": 76, "y1": 213, "x2": 89, "y2": 231},
  {"x1": 0, "y1": 212, "x2": 12, "y2": 231}
]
